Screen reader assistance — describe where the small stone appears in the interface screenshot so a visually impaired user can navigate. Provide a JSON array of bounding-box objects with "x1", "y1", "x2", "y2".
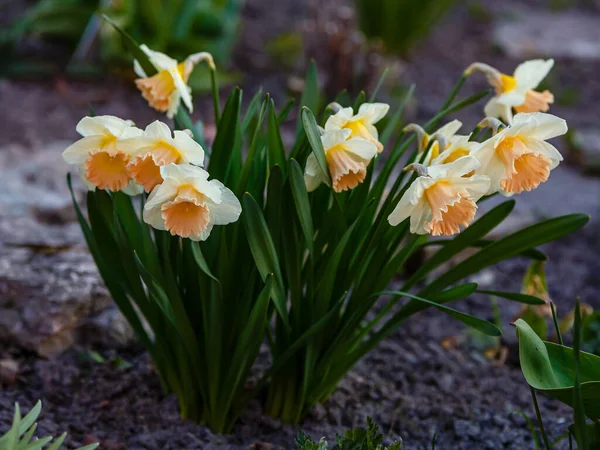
[
  {"x1": 454, "y1": 419, "x2": 482, "y2": 439},
  {"x1": 0, "y1": 358, "x2": 18, "y2": 385}
]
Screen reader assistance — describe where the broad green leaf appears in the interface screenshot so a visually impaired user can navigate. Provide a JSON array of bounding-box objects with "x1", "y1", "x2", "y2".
[
  {"x1": 242, "y1": 193, "x2": 289, "y2": 327},
  {"x1": 376, "y1": 290, "x2": 501, "y2": 337},
  {"x1": 289, "y1": 159, "x2": 314, "y2": 255},
  {"x1": 301, "y1": 107, "x2": 331, "y2": 186},
  {"x1": 515, "y1": 319, "x2": 600, "y2": 419},
  {"x1": 477, "y1": 290, "x2": 546, "y2": 306}
]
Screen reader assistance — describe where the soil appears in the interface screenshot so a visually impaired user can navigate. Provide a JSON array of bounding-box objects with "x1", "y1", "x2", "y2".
[{"x1": 1, "y1": 0, "x2": 600, "y2": 449}]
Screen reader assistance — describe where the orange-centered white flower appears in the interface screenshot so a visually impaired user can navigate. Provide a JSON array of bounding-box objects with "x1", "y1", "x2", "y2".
[
  {"x1": 466, "y1": 59, "x2": 554, "y2": 124},
  {"x1": 134, "y1": 45, "x2": 215, "y2": 119},
  {"x1": 388, "y1": 157, "x2": 490, "y2": 236},
  {"x1": 304, "y1": 129, "x2": 378, "y2": 193},
  {"x1": 471, "y1": 112, "x2": 566, "y2": 196},
  {"x1": 62, "y1": 115, "x2": 143, "y2": 194},
  {"x1": 143, "y1": 164, "x2": 241, "y2": 241},
  {"x1": 325, "y1": 102, "x2": 389, "y2": 153},
  {"x1": 120, "y1": 120, "x2": 205, "y2": 193}
]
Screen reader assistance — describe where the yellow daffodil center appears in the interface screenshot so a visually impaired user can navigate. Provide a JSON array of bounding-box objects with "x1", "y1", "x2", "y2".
[
  {"x1": 84, "y1": 136, "x2": 131, "y2": 191},
  {"x1": 127, "y1": 140, "x2": 182, "y2": 192},
  {"x1": 499, "y1": 74, "x2": 517, "y2": 93},
  {"x1": 135, "y1": 62, "x2": 188, "y2": 113},
  {"x1": 496, "y1": 137, "x2": 552, "y2": 194},
  {"x1": 345, "y1": 119, "x2": 383, "y2": 153},
  {"x1": 424, "y1": 181, "x2": 476, "y2": 236},
  {"x1": 326, "y1": 145, "x2": 367, "y2": 192},
  {"x1": 442, "y1": 147, "x2": 470, "y2": 164},
  {"x1": 514, "y1": 90, "x2": 554, "y2": 114},
  {"x1": 161, "y1": 185, "x2": 210, "y2": 238}
]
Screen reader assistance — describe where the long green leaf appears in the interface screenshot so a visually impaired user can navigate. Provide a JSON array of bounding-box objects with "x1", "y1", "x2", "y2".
[
  {"x1": 289, "y1": 159, "x2": 314, "y2": 255},
  {"x1": 375, "y1": 290, "x2": 501, "y2": 336},
  {"x1": 477, "y1": 290, "x2": 546, "y2": 306},
  {"x1": 242, "y1": 193, "x2": 289, "y2": 327},
  {"x1": 301, "y1": 107, "x2": 331, "y2": 186}
]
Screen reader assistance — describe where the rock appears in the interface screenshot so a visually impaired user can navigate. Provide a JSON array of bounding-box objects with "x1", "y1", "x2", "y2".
[
  {"x1": 0, "y1": 141, "x2": 139, "y2": 356},
  {"x1": 494, "y1": 10, "x2": 600, "y2": 60},
  {"x1": 0, "y1": 358, "x2": 18, "y2": 386},
  {"x1": 0, "y1": 245, "x2": 112, "y2": 357},
  {"x1": 79, "y1": 307, "x2": 136, "y2": 349}
]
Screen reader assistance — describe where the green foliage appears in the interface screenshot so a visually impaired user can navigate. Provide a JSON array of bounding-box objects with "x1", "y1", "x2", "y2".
[
  {"x1": 582, "y1": 312, "x2": 600, "y2": 356},
  {"x1": 4, "y1": 0, "x2": 243, "y2": 72},
  {"x1": 354, "y1": 0, "x2": 458, "y2": 55},
  {"x1": 0, "y1": 401, "x2": 98, "y2": 450},
  {"x1": 67, "y1": 19, "x2": 590, "y2": 432},
  {"x1": 295, "y1": 417, "x2": 402, "y2": 450}
]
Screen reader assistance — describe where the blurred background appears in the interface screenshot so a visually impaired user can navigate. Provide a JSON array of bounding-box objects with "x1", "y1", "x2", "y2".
[{"x1": 0, "y1": 2, "x2": 600, "y2": 447}]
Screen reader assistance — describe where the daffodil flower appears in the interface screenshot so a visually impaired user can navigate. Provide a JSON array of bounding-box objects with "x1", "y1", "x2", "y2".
[
  {"x1": 120, "y1": 120, "x2": 205, "y2": 193},
  {"x1": 63, "y1": 115, "x2": 143, "y2": 194},
  {"x1": 404, "y1": 120, "x2": 463, "y2": 165},
  {"x1": 143, "y1": 164, "x2": 241, "y2": 241},
  {"x1": 325, "y1": 102, "x2": 390, "y2": 153},
  {"x1": 388, "y1": 157, "x2": 490, "y2": 236},
  {"x1": 304, "y1": 129, "x2": 378, "y2": 193},
  {"x1": 466, "y1": 59, "x2": 554, "y2": 124},
  {"x1": 431, "y1": 135, "x2": 481, "y2": 167},
  {"x1": 134, "y1": 45, "x2": 215, "y2": 119},
  {"x1": 471, "y1": 112, "x2": 566, "y2": 195}
]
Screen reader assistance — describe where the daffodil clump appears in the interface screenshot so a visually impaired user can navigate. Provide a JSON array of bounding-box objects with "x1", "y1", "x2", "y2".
[{"x1": 63, "y1": 24, "x2": 588, "y2": 433}]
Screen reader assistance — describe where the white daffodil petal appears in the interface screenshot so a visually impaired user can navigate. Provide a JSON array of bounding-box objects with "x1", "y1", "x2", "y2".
[
  {"x1": 144, "y1": 179, "x2": 179, "y2": 211},
  {"x1": 428, "y1": 155, "x2": 481, "y2": 179},
  {"x1": 133, "y1": 59, "x2": 147, "y2": 78},
  {"x1": 513, "y1": 112, "x2": 567, "y2": 141},
  {"x1": 145, "y1": 120, "x2": 173, "y2": 139},
  {"x1": 484, "y1": 97, "x2": 513, "y2": 124},
  {"x1": 514, "y1": 59, "x2": 554, "y2": 91},
  {"x1": 357, "y1": 102, "x2": 390, "y2": 124},
  {"x1": 322, "y1": 129, "x2": 351, "y2": 151},
  {"x1": 63, "y1": 136, "x2": 106, "y2": 165},
  {"x1": 452, "y1": 175, "x2": 491, "y2": 201},
  {"x1": 160, "y1": 163, "x2": 209, "y2": 183},
  {"x1": 521, "y1": 138, "x2": 563, "y2": 169},
  {"x1": 172, "y1": 69, "x2": 193, "y2": 112},
  {"x1": 206, "y1": 180, "x2": 242, "y2": 225},
  {"x1": 304, "y1": 153, "x2": 325, "y2": 192},
  {"x1": 324, "y1": 107, "x2": 354, "y2": 131},
  {"x1": 343, "y1": 138, "x2": 378, "y2": 160},
  {"x1": 173, "y1": 130, "x2": 205, "y2": 166},
  {"x1": 435, "y1": 120, "x2": 463, "y2": 139},
  {"x1": 141, "y1": 44, "x2": 178, "y2": 71}
]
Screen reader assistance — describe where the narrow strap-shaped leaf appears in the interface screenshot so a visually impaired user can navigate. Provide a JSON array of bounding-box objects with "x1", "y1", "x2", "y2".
[
  {"x1": 190, "y1": 241, "x2": 220, "y2": 283},
  {"x1": 208, "y1": 87, "x2": 242, "y2": 182},
  {"x1": 477, "y1": 290, "x2": 546, "y2": 305},
  {"x1": 268, "y1": 98, "x2": 287, "y2": 172},
  {"x1": 242, "y1": 87, "x2": 264, "y2": 133},
  {"x1": 430, "y1": 283, "x2": 479, "y2": 302},
  {"x1": 242, "y1": 193, "x2": 289, "y2": 327},
  {"x1": 301, "y1": 107, "x2": 331, "y2": 186},
  {"x1": 419, "y1": 238, "x2": 547, "y2": 261},
  {"x1": 374, "y1": 290, "x2": 501, "y2": 337},
  {"x1": 573, "y1": 299, "x2": 590, "y2": 449},
  {"x1": 421, "y1": 214, "x2": 589, "y2": 296},
  {"x1": 296, "y1": 60, "x2": 319, "y2": 134},
  {"x1": 405, "y1": 200, "x2": 516, "y2": 288},
  {"x1": 289, "y1": 159, "x2": 314, "y2": 255},
  {"x1": 17, "y1": 401, "x2": 41, "y2": 436},
  {"x1": 102, "y1": 15, "x2": 155, "y2": 76},
  {"x1": 369, "y1": 67, "x2": 389, "y2": 102}
]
